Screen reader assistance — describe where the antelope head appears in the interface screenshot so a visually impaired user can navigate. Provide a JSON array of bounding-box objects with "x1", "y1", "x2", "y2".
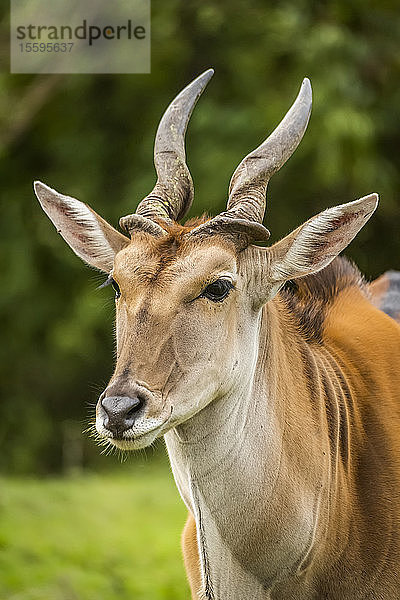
[{"x1": 34, "y1": 70, "x2": 378, "y2": 450}]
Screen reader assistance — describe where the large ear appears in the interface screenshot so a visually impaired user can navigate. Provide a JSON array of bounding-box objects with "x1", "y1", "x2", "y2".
[
  {"x1": 34, "y1": 181, "x2": 129, "y2": 272},
  {"x1": 269, "y1": 193, "x2": 378, "y2": 284}
]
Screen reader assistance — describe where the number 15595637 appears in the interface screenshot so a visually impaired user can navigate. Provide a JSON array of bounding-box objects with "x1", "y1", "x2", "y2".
[{"x1": 19, "y1": 42, "x2": 74, "y2": 52}]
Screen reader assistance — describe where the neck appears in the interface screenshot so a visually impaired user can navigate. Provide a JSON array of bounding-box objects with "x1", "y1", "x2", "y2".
[{"x1": 165, "y1": 297, "x2": 348, "y2": 598}]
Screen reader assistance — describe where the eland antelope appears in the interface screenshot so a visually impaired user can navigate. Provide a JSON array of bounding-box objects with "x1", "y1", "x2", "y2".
[{"x1": 34, "y1": 70, "x2": 400, "y2": 599}]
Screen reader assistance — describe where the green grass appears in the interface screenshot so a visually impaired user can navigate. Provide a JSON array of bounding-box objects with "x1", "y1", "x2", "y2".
[{"x1": 0, "y1": 457, "x2": 190, "y2": 600}]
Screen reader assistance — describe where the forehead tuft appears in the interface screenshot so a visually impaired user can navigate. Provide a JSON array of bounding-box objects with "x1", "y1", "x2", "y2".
[{"x1": 113, "y1": 226, "x2": 237, "y2": 285}]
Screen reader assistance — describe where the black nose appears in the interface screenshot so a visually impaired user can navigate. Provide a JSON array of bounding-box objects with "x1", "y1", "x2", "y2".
[{"x1": 100, "y1": 395, "x2": 144, "y2": 435}]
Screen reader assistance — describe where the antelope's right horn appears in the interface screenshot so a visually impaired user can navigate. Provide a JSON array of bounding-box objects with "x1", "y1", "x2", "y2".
[{"x1": 120, "y1": 69, "x2": 214, "y2": 235}]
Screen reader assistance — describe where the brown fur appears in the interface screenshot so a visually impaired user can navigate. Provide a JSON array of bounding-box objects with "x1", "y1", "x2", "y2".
[
  {"x1": 182, "y1": 272, "x2": 400, "y2": 599},
  {"x1": 154, "y1": 215, "x2": 209, "y2": 240},
  {"x1": 182, "y1": 513, "x2": 203, "y2": 599},
  {"x1": 142, "y1": 216, "x2": 211, "y2": 271},
  {"x1": 279, "y1": 257, "x2": 366, "y2": 343}
]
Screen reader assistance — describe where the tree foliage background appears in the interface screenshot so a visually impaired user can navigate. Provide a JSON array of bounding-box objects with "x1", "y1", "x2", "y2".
[{"x1": 0, "y1": 0, "x2": 399, "y2": 473}]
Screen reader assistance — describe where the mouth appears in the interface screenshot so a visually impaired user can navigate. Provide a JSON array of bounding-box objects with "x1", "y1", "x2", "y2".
[
  {"x1": 110, "y1": 431, "x2": 160, "y2": 450},
  {"x1": 96, "y1": 407, "x2": 173, "y2": 451}
]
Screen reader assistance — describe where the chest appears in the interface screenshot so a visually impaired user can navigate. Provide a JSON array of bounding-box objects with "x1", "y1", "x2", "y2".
[{"x1": 165, "y1": 430, "x2": 320, "y2": 599}]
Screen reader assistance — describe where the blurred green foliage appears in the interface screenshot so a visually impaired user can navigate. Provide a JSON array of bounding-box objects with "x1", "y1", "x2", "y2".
[
  {"x1": 0, "y1": 458, "x2": 189, "y2": 599},
  {"x1": 0, "y1": 0, "x2": 399, "y2": 473}
]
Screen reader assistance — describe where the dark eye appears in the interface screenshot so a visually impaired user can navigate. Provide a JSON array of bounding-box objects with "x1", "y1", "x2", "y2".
[
  {"x1": 98, "y1": 274, "x2": 121, "y2": 299},
  {"x1": 201, "y1": 279, "x2": 233, "y2": 302},
  {"x1": 111, "y1": 278, "x2": 121, "y2": 300}
]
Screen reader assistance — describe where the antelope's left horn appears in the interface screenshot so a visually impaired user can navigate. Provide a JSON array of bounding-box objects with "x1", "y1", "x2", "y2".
[
  {"x1": 187, "y1": 79, "x2": 312, "y2": 249},
  {"x1": 224, "y1": 78, "x2": 312, "y2": 224}
]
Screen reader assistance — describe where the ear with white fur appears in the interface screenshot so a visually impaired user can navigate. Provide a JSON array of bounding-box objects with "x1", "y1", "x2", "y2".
[
  {"x1": 269, "y1": 193, "x2": 378, "y2": 285},
  {"x1": 34, "y1": 181, "x2": 129, "y2": 272}
]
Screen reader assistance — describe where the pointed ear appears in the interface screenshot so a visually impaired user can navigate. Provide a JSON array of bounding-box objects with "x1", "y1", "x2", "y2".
[
  {"x1": 34, "y1": 181, "x2": 129, "y2": 272},
  {"x1": 269, "y1": 193, "x2": 378, "y2": 285}
]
